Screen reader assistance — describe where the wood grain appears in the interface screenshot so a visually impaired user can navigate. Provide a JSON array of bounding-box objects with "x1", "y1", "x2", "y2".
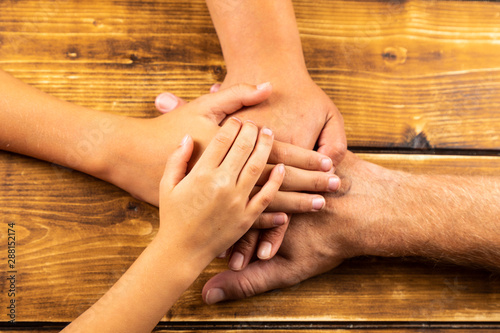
[
  {"x1": 0, "y1": 0, "x2": 499, "y2": 149},
  {"x1": 1, "y1": 0, "x2": 499, "y2": 330},
  {"x1": 1, "y1": 152, "x2": 499, "y2": 323}
]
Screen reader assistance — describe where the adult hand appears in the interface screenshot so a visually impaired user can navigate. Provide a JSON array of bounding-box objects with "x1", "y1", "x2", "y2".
[
  {"x1": 201, "y1": 151, "x2": 385, "y2": 304},
  {"x1": 154, "y1": 86, "x2": 342, "y2": 267},
  {"x1": 156, "y1": 77, "x2": 346, "y2": 168}
]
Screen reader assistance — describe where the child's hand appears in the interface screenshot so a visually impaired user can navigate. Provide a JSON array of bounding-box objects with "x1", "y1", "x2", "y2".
[{"x1": 159, "y1": 118, "x2": 285, "y2": 259}]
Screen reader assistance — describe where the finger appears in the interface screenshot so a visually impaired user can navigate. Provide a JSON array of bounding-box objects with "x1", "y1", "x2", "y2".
[
  {"x1": 269, "y1": 141, "x2": 333, "y2": 172},
  {"x1": 155, "y1": 92, "x2": 187, "y2": 114},
  {"x1": 217, "y1": 248, "x2": 231, "y2": 259},
  {"x1": 257, "y1": 164, "x2": 340, "y2": 192},
  {"x1": 252, "y1": 212, "x2": 287, "y2": 229},
  {"x1": 192, "y1": 117, "x2": 242, "y2": 171},
  {"x1": 256, "y1": 223, "x2": 288, "y2": 260},
  {"x1": 229, "y1": 213, "x2": 288, "y2": 271},
  {"x1": 228, "y1": 229, "x2": 259, "y2": 271},
  {"x1": 194, "y1": 82, "x2": 272, "y2": 124},
  {"x1": 160, "y1": 135, "x2": 194, "y2": 192},
  {"x1": 235, "y1": 127, "x2": 274, "y2": 196},
  {"x1": 246, "y1": 164, "x2": 285, "y2": 216},
  {"x1": 210, "y1": 83, "x2": 221, "y2": 93},
  {"x1": 202, "y1": 257, "x2": 297, "y2": 304},
  {"x1": 316, "y1": 113, "x2": 347, "y2": 168},
  {"x1": 250, "y1": 187, "x2": 325, "y2": 213},
  {"x1": 220, "y1": 121, "x2": 259, "y2": 180}
]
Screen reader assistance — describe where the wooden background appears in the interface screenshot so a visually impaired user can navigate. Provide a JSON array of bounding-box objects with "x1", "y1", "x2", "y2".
[{"x1": 0, "y1": 0, "x2": 499, "y2": 331}]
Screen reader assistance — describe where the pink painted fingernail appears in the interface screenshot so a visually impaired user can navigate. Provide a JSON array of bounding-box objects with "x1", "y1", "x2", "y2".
[
  {"x1": 155, "y1": 92, "x2": 178, "y2": 112},
  {"x1": 262, "y1": 127, "x2": 273, "y2": 136},
  {"x1": 206, "y1": 288, "x2": 226, "y2": 305},
  {"x1": 229, "y1": 252, "x2": 244, "y2": 271},
  {"x1": 256, "y1": 82, "x2": 271, "y2": 90},
  {"x1": 258, "y1": 241, "x2": 273, "y2": 260},
  {"x1": 328, "y1": 177, "x2": 340, "y2": 191},
  {"x1": 321, "y1": 158, "x2": 333, "y2": 171},
  {"x1": 312, "y1": 197, "x2": 325, "y2": 211}
]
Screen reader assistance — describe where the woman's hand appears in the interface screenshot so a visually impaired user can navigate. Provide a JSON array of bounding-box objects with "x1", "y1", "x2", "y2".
[{"x1": 103, "y1": 83, "x2": 338, "y2": 208}]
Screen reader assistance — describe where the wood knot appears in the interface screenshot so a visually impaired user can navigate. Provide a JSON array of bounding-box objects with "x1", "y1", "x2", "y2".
[
  {"x1": 66, "y1": 47, "x2": 79, "y2": 59},
  {"x1": 402, "y1": 126, "x2": 432, "y2": 149},
  {"x1": 382, "y1": 46, "x2": 407, "y2": 66},
  {"x1": 129, "y1": 54, "x2": 139, "y2": 63},
  {"x1": 127, "y1": 201, "x2": 138, "y2": 211},
  {"x1": 212, "y1": 65, "x2": 226, "y2": 82}
]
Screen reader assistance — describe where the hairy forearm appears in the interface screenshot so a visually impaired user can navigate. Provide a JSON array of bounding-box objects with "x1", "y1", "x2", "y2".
[
  {"x1": 330, "y1": 152, "x2": 500, "y2": 270},
  {"x1": 376, "y1": 172, "x2": 500, "y2": 269},
  {"x1": 206, "y1": 0, "x2": 308, "y2": 82}
]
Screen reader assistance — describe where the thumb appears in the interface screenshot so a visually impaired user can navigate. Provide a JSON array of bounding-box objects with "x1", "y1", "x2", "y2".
[
  {"x1": 198, "y1": 82, "x2": 273, "y2": 124},
  {"x1": 155, "y1": 92, "x2": 188, "y2": 114},
  {"x1": 160, "y1": 135, "x2": 194, "y2": 193},
  {"x1": 316, "y1": 115, "x2": 347, "y2": 169},
  {"x1": 202, "y1": 257, "x2": 295, "y2": 304}
]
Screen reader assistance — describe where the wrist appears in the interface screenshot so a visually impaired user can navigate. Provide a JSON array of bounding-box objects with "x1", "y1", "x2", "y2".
[
  {"x1": 223, "y1": 57, "x2": 309, "y2": 87},
  {"x1": 324, "y1": 153, "x2": 412, "y2": 259}
]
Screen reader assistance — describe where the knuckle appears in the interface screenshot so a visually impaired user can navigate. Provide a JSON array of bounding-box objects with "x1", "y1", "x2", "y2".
[
  {"x1": 235, "y1": 140, "x2": 253, "y2": 153},
  {"x1": 214, "y1": 132, "x2": 232, "y2": 146},
  {"x1": 235, "y1": 235, "x2": 255, "y2": 253},
  {"x1": 298, "y1": 195, "x2": 311, "y2": 212},
  {"x1": 229, "y1": 83, "x2": 247, "y2": 101},
  {"x1": 314, "y1": 174, "x2": 327, "y2": 191},
  {"x1": 306, "y1": 155, "x2": 318, "y2": 170},
  {"x1": 255, "y1": 214, "x2": 270, "y2": 228},
  {"x1": 273, "y1": 146, "x2": 289, "y2": 164},
  {"x1": 247, "y1": 163, "x2": 262, "y2": 176},
  {"x1": 237, "y1": 275, "x2": 258, "y2": 298},
  {"x1": 259, "y1": 192, "x2": 273, "y2": 208},
  {"x1": 336, "y1": 142, "x2": 348, "y2": 158}
]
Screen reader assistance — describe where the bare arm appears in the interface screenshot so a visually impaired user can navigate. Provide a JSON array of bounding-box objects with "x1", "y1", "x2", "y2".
[
  {"x1": 342, "y1": 161, "x2": 500, "y2": 269},
  {"x1": 205, "y1": 0, "x2": 306, "y2": 82},
  {"x1": 63, "y1": 119, "x2": 284, "y2": 332},
  {"x1": 203, "y1": 0, "x2": 346, "y2": 163},
  {"x1": 0, "y1": 70, "x2": 334, "y2": 209},
  {"x1": 201, "y1": 151, "x2": 500, "y2": 304}
]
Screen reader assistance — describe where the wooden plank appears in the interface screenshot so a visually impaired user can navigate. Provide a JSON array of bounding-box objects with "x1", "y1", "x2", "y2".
[
  {"x1": 0, "y1": 0, "x2": 499, "y2": 149},
  {"x1": 2, "y1": 324, "x2": 498, "y2": 333},
  {"x1": 1, "y1": 152, "x2": 499, "y2": 323}
]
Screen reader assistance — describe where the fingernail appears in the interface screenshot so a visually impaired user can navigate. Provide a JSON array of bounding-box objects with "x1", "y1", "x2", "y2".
[
  {"x1": 180, "y1": 134, "x2": 189, "y2": 146},
  {"x1": 321, "y1": 158, "x2": 333, "y2": 171},
  {"x1": 155, "y1": 92, "x2": 178, "y2": 112},
  {"x1": 216, "y1": 250, "x2": 227, "y2": 259},
  {"x1": 262, "y1": 127, "x2": 273, "y2": 136},
  {"x1": 210, "y1": 83, "x2": 221, "y2": 93},
  {"x1": 229, "y1": 252, "x2": 244, "y2": 271},
  {"x1": 206, "y1": 288, "x2": 226, "y2": 305},
  {"x1": 256, "y1": 82, "x2": 271, "y2": 90},
  {"x1": 312, "y1": 197, "x2": 325, "y2": 211},
  {"x1": 258, "y1": 241, "x2": 273, "y2": 259},
  {"x1": 328, "y1": 176, "x2": 340, "y2": 191},
  {"x1": 273, "y1": 214, "x2": 286, "y2": 226},
  {"x1": 277, "y1": 164, "x2": 285, "y2": 174},
  {"x1": 230, "y1": 117, "x2": 241, "y2": 123}
]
